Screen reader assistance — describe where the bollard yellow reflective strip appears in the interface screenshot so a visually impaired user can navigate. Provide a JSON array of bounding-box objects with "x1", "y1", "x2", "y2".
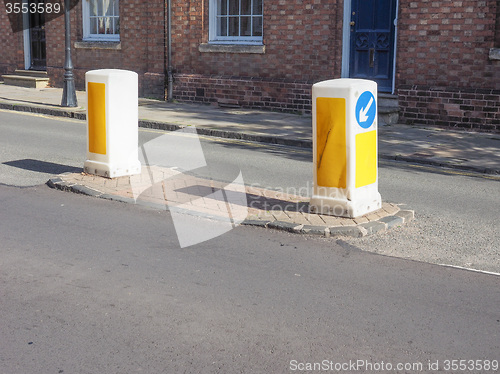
[
  {"x1": 316, "y1": 97, "x2": 346, "y2": 188},
  {"x1": 88, "y1": 82, "x2": 106, "y2": 155},
  {"x1": 355, "y1": 130, "x2": 377, "y2": 188}
]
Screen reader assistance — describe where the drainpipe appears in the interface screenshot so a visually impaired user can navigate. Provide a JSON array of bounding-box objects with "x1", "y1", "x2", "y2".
[{"x1": 166, "y1": 0, "x2": 173, "y2": 101}]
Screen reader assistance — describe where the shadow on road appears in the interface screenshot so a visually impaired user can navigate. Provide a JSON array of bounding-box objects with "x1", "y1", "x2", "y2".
[{"x1": 3, "y1": 159, "x2": 82, "y2": 175}]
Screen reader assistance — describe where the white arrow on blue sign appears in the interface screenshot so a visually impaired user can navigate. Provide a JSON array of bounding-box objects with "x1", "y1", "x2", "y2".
[{"x1": 355, "y1": 91, "x2": 376, "y2": 129}]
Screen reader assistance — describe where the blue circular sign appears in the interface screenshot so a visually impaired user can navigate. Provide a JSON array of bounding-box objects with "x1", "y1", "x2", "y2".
[{"x1": 355, "y1": 91, "x2": 376, "y2": 129}]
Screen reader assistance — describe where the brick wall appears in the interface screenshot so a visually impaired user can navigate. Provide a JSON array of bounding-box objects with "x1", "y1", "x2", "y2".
[
  {"x1": 3, "y1": 0, "x2": 499, "y2": 130},
  {"x1": 399, "y1": 86, "x2": 500, "y2": 131},
  {"x1": 173, "y1": 73, "x2": 312, "y2": 112},
  {"x1": 170, "y1": 0, "x2": 343, "y2": 113},
  {"x1": 495, "y1": 0, "x2": 500, "y2": 46},
  {"x1": 397, "y1": 0, "x2": 500, "y2": 131},
  {"x1": 46, "y1": 0, "x2": 165, "y2": 99},
  {"x1": 0, "y1": 8, "x2": 23, "y2": 76}
]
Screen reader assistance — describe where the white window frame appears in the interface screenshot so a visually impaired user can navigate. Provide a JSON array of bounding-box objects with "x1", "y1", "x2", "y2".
[
  {"x1": 82, "y1": 0, "x2": 120, "y2": 42},
  {"x1": 209, "y1": 0, "x2": 263, "y2": 45}
]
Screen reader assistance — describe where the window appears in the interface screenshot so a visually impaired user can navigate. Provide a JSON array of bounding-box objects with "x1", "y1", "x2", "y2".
[
  {"x1": 82, "y1": 0, "x2": 120, "y2": 41},
  {"x1": 209, "y1": 0, "x2": 263, "y2": 44}
]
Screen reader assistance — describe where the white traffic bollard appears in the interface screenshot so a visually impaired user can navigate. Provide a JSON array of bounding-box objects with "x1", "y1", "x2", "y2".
[
  {"x1": 310, "y1": 78, "x2": 382, "y2": 218},
  {"x1": 84, "y1": 69, "x2": 141, "y2": 178}
]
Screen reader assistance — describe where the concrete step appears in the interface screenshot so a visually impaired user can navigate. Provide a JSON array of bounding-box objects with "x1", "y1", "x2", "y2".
[
  {"x1": 2, "y1": 71, "x2": 49, "y2": 89},
  {"x1": 13, "y1": 69, "x2": 49, "y2": 78},
  {"x1": 378, "y1": 93, "x2": 399, "y2": 126}
]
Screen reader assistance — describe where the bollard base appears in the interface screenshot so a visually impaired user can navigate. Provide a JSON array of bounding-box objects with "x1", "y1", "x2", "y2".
[
  {"x1": 309, "y1": 193, "x2": 382, "y2": 218},
  {"x1": 84, "y1": 160, "x2": 141, "y2": 179}
]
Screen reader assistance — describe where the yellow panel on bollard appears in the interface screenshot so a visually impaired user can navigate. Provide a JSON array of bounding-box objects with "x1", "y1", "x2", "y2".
[
  {"x1": 84, "y1": 69, "x2": 141, "y2": 178},
  {"x1": 310, "y1": 79, "x2": 382, "y2": 218},
  {"x1": 87, "y1": 82, "x2": 107, "y2": 155},
  {"x1": 316, "y1": 97, "x2": 346, "y2": 188}
]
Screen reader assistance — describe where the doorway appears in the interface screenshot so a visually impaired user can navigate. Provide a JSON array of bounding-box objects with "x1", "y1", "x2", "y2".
[
  {"x1": 346, "y1": 0, "x2": 397, "y2": 92},
  {"x1": 28, "y1": 0, "x2": 47, "y2": 70}
]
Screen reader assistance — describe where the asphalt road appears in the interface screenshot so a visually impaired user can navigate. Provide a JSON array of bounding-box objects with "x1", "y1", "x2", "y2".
[
  {"x1": 1, "y1": 185, "x2": 499, "y2": 373},
  {"x1": 1, "y1": 110, "x2": 499, "y2": 273},
  {"x1": 1, "y1": 110, "x2": 500, "y2": 373}
]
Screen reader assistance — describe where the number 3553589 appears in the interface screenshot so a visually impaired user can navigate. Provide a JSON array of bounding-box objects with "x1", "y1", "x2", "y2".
[{"x1": 6, "y1": 2, "x2": 62, "y2": 14}]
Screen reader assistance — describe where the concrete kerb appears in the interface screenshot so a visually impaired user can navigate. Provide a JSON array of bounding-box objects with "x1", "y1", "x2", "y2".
[
  {"x1": 139, "y1": 119, "x2": 313, "y2": 148},
  {"x1": 46, "y1": 176, "x2": 415, "y2": 239},
  {"x1": 379, "y1": 154, "x2": 500, "y2": 175},
  {"x1": 2, "y1": 99, "x2": 498, "y2": 175},
  {"x1": 0, "y1": 101, "x2": 86, "y2": 120}
]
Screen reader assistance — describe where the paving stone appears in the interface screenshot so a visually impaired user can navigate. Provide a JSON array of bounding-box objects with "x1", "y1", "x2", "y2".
[
  {"x1": 300, "y1": 225, "x2": 330, "y2": 236},
  {"x1": 378, "y1": 215, "x2": 404, "y2": 229},
  {"x1": 271, "y1": 210, "x2": 294, "y2": 223},
  {"x1": 329, "y1": 226, "x2": 366, "y2": 238},
  {"x1": 104, "y1": 178, "x2": 118, "y2": 188},
  {"x1": 244, "y1": 186, "x2": 261, "y2": 194},
  {"x1": 360, "y1": 221, "x2": 387, "y2": 235},
  {"x1": 255, "y1": 211, "x2": 276, "y2": 221},
  {"x1": 382, "y1": 202, "x2": 400, "y2": 215},
  {"x1": 267, "y1": 221, "x2": 303, "y2": 233},
  {"x1": 242, "y1": 219, "x2": 270, "y2": 228},
  {"x1": 285, "y1": 211, "x2": 311, "y2": 225},
  {"x1": 353, "y1": 216, "x2": 369, "y2": 224},
  {"x1": 302, "y1": 213, "x2": 326, "y2": 226},
  {"x1": 71, "y1": 184, "x2": 103, "y2": 197},
  {"x1": 116, "y1": 176, "x2": 131, "y2": 186},
  {"x1": 319, "y1": 215, "x2": 343, "y2": 226},
  {"x1": 396, "y1": 210, "x2": 415, "y2": 223},
  {"x1": 364, "y1": 212, "x2": 380, "y2": 221},
  {"x1": 340, "y1": 220, "x2": 357, "y2": 227},
  {"x1": 72, "y1": 174, "x2": 86, "y2": 181},
  {"x1": 46, "y1": 177, "x2": 62, "y2": 188}
]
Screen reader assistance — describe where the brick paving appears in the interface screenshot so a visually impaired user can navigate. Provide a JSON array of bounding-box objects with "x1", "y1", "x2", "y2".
[{"x1": 48, "y1": 166, "x2": 414, "y2": 238}]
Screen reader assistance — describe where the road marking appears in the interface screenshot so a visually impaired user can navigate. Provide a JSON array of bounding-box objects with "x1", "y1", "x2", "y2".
[
  {"x1": 0, "y1": 108, "x2": 83, "y2": 123},
  {"x1": 438, "y1": 263, "x2": 500, "y2": 277}
]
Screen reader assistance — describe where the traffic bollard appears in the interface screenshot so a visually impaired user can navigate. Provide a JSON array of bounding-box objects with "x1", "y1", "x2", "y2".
[
  {"x1": 310, "y1": 78, "x2": 382, "y2": 218},
  {"x1": 84, "y1": 69, "x2": 141, "y2": 178}
]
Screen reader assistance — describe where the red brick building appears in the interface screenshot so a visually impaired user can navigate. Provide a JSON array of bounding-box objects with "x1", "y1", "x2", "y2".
[
  {"x1": 0, "y1": 0, "x2": 165, "y2": 97},
  {"x1": 1, "y1": 0, "x2": 499, "y2": 131}
]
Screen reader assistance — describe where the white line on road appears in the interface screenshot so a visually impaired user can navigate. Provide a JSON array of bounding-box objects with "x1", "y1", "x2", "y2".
[{"x1": 438, "y1": 263, "x2": 500, "y2": 277}]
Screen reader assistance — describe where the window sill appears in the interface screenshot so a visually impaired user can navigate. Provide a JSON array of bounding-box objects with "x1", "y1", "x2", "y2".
[
  {"x1": 75, "y1": 41, "x2": 122, "y2": 50},
  {"x1": 199, "y1": 43, "x2": 265, "y2": 54},
  {"x1": 489, "y1": 48, "x2": 500, "y2": 60}
]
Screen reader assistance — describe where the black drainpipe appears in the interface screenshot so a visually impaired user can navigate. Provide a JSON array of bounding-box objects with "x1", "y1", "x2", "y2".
[{"x1": 166, "y1": 0, "x2": 173, "y2": 101}]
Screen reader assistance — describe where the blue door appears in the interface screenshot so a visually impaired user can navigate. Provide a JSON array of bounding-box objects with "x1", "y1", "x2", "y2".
[{"x1": 349, "y1": 0, "x2": 397, "y2": 92}]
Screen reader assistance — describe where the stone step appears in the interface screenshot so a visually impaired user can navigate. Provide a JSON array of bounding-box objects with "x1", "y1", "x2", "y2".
[
  {"x1": 14, "y1": 69, "x2": 48, "y2": 78},
  {"x1": 2, "y1": 73, "x2": 49, "y2": 89},
  {"x1": 378, "y1": 93, "x2": 398, "y2": 107},
  {"x1": 378, "y1": 93, "x2": 399, "y2": 125}
]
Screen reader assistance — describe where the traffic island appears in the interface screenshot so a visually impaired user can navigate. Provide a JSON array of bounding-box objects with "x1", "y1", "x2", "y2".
[{"x1": 47, "y1": 167, "x2": 414, "y2": 239}]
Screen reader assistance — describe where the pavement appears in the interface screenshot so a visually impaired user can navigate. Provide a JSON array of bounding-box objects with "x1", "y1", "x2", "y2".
[{"x1": 2, "y1": 83, "x2": 499, "y2": 238}]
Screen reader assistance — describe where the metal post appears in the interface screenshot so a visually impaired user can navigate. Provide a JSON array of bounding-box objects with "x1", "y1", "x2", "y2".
[
  {"x1": 167, "y1": 0, "x2": 173, "y2": 102},
  {"x1": 61, "y1": 0, "x2": 78, "y2": 107}
]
